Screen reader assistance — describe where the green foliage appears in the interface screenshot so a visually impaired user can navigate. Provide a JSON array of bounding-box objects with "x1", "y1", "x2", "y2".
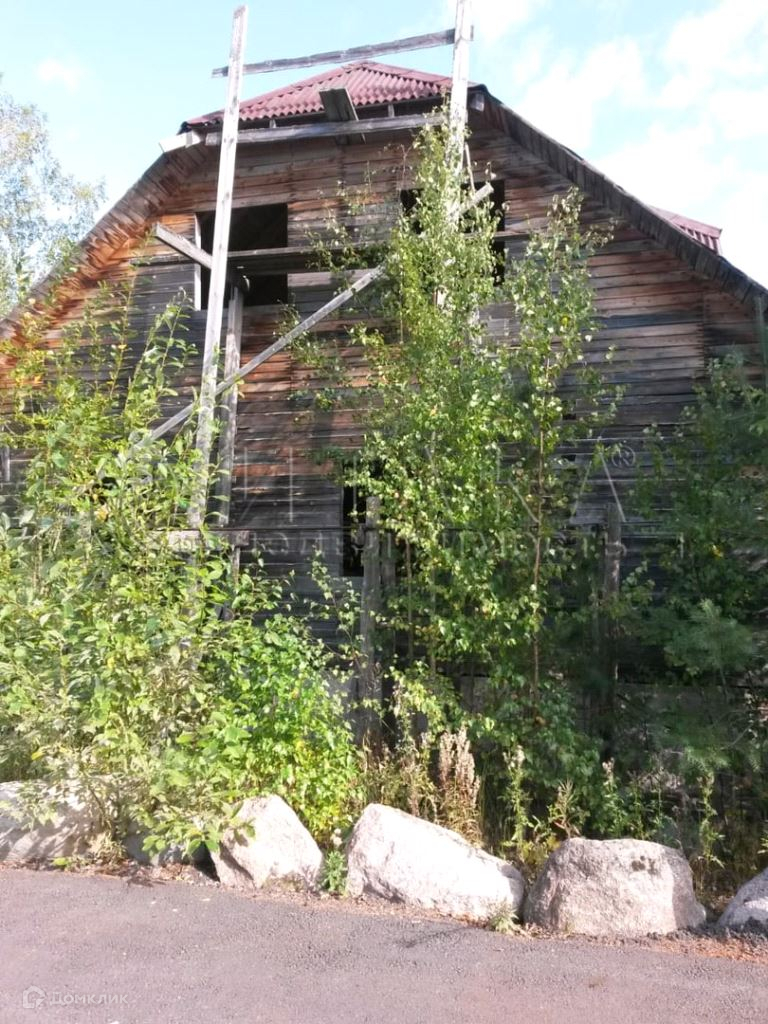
[
  {"x1": 602, "y1": 357, "x2": 768, "y2": 885},
  {"x1": 3, "y1": 107, "x2": 766, "y2": 898},
  {"x1": 638, "y1": 358, "x2": 768, "y2": 671},
  {"x1": 486, "y1": 901, "x2": 520, "y2": 934},
  {"x1": 320, "y1": 842, "x2": 348, "y2": 895},
  {"x1": 296, "y1": 122, "x2": 618, "y2": 855},
  {"x1": 0, "y1": 291, "x2": 358, "y2": 851},
  {"x1": 357, "y1": 670, "x2": 445, "y2": 822},
  {"x1": 0, "y1": 83, "x2": 103, "y2": 316},
  {"x1": 664, "y1": 599, "x2": 755, "y2": 678},
  {"x1": 314, "y1": 124, "x2": 767, "y2": 887},
  {"x1": 346, "y1": 138, "x2": 612, "y2": 700}
]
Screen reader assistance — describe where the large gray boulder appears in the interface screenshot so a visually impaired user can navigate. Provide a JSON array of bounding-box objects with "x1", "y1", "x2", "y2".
[
  {"x1": 0, "y1": 782, "x2": 96, "y2": 863},
  {"x1": 719, "y1": 868, "x2": 768, "y2": 933},
  {"x1": 122, "y1": 828, "x2": 186, "y2": 867},
  {"x1": 525, "y1": 837, "x2": 706, "y2": 937},
  {"x1": 345, "y1": 803, "x2": 525, "y2": 922},
  {"x1": 211, "y1": 795, "x2": 323, "y2": 890}
]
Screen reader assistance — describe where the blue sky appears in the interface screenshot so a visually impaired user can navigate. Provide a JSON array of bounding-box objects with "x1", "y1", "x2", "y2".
[{"x1": 2, "y1": 0, "x2": 766, "y2": 282}]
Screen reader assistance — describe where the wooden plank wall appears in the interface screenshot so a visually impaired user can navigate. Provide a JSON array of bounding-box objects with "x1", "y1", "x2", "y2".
[{"x1": 1, "y1": 116, "x2": 762, "y2": 601}]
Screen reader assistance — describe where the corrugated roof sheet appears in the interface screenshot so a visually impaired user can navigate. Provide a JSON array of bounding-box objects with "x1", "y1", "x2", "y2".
[
  {"x1": 651, "y1": 206, "x2": 722, "y2": 254},
  {"x1": 186, "y1": 60, "x2": 451, "y2": 128}
]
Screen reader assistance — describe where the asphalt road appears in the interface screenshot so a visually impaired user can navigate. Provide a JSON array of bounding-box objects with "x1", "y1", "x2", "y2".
[{"x1": 1, "y1": 869, "x2": 767, "y2": 1024}]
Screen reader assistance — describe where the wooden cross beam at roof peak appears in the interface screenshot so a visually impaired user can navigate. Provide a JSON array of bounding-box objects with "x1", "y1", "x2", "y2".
[{"x1": 210, "y1": 27, "x2": 469, "y2": 78}]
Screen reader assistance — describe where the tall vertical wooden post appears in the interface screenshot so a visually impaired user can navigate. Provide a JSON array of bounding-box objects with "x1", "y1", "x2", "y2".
[
  {"x1": 215, "y1": 284, "x2": 244, "y2": 525},
  {"x1": 442, "y1": 0, "x2": 471, "y2": 237},
  {"x1": 448, "y1": 0, "x2": 472, "y2": 171},
  {"x1": 600, "y1": 502, "x2": 622, "y2": 752},
  {"x1": 188, "y1": 5, "x2": 248, "y2": 529},
  {"x1": 754, "y1": 295, "x2": 768, "y2": 391},
  {"x1": 0, "y1": 439, "x2": 9, "y2": 485},
  {"x1": 359, "y1": 495, "x2": 382, "y2": 740}
]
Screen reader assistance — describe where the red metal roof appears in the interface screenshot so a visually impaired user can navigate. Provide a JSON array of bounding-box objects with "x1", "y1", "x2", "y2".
[
  {"x1": 186, "y1": 61, "x2": 451, "y2": 128},
  {"x1": 651, "y1": 206, "x2": 722, "y2": 254}
]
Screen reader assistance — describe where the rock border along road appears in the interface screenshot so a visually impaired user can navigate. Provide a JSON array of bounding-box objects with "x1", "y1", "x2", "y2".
[{"x1": 1, "y1": 868, "x2": 766, "y2": 1023}]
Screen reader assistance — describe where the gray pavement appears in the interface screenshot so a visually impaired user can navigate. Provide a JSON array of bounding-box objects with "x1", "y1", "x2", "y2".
[{"x1": 1, "y1": 868, "x2": 766, "y2": 1023}]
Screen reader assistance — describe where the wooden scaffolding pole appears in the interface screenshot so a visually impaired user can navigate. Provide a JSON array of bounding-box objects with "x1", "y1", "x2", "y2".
[
  {"x1": 188, "y1": 4, "x2": 248, "y2": 529},
  {"x1": 448, "y1": 0, "x2": 472, "y2": 160},
  {"x1": 359, "y1": 495, "x2": 382, "y2": 739},
  {"x1": 215, "y1": 284, "x2": 244, "y2": 525}
]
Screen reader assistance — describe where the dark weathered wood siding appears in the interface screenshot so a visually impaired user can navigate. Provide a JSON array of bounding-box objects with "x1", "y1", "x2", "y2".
[{"x1": 2, "y1": 102, "x2": 764, "y2": 596}]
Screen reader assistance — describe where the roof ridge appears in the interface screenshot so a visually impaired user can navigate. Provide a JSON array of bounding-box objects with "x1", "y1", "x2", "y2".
[
  {"x1": 184, "y1": 59, "x2": 451, "y2": 129},
  {"x1": 342, "y1": 59, "x2": 451, "y2": 80}
]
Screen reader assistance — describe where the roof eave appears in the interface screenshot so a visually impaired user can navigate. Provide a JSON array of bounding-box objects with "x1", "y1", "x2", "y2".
[{"x1": 0, "y1": 146, "x2": 208, "y2": 341}]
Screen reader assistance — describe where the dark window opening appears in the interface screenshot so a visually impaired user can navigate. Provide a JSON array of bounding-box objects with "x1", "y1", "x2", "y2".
[
  {"x1": 342, "y1": 480, "x2": 367, "y2": 577},
  {"x1": 198, "y1": 203, "x2": 288, "y2": 308},
  {"x1": 400, "y1": 187, "x2": 420, "y2": 219},
  {"x1": 488, "y1": 180, "x2": 506, "y2": 285},
  {"x1": 341, "y1": 460, "x2": 384, "y2": 577},
  {"x1": 399, "y1": 180, "x2": 506, "y2": 282}
]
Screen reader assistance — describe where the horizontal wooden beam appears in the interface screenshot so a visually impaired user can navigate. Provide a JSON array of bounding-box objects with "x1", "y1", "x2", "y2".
[
  {"x1": 205, "y1": 112, "x2": 444, "y2": 147},
  {"x1": 144, "y1": 224, "x2": 521, "y2": 276},
  {"x1": 212, "y1": 28, "x2": 457, "y2": 77},
  {"x1": 227, "y1": 241, "x2": 376, "y2": 274},
  {"x1": 155, "y1": 223, "x2": 212, "y2": 269},
  {"x1": 227, "y1": 229, "x2": 518, "y2": 270},
  {"x1": 153, "y1": 223, "x2": 248, "y2": 292}
]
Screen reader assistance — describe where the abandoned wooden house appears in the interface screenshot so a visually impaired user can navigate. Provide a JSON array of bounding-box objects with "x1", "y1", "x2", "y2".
[{"x1": 2, "y1": 51, "x2": 767, "y2": 605}]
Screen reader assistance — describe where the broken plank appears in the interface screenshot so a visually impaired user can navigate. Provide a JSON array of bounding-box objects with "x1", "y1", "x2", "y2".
[{"x1": 319, "y1": 87, "x2": 358, "y2": 123}]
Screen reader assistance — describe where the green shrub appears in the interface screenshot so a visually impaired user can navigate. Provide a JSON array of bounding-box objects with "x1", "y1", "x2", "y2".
[{"x1": 0, "y1": 292, "x2": 358, "y2": 852}]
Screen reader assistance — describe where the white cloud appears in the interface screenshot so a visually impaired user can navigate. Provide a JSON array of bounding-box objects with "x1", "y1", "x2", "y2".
[
  {"x1": 515, "y1": 38, "x2": 646, "y2": 151},
  {"x1": 713, "y1": 169, "x2": 768, "y2": 282},
  {"x1": 599, "y1": 121, "x2": 723, "y2": 213},
  {"x1": 598, "y1": 118, "x2": 766, "y2": 282},
  {"x1": 595, "y1": 0, "x2": 768, "y2": 283},
  {"x1": 36, "y1": 58, "x2": 85, "y2": 93},
  {"x1": 493, "y1": 27, "x2": 553, "y2": 91},
  {"x1": 706, "y1": 85, "x2": 768, "y2": 141},
  {"x1": 664, "y1": 0, "x2": 768, "y2": 75},
  {"x1": 659, "y1": 0, "x2": 768, "y2": 108},
  {"x1": 443, "y1": 0, "x2": 546, "y2": 44},
  {"x1": 446, "y1": 0, "x2": 768, "y2": 283}
]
